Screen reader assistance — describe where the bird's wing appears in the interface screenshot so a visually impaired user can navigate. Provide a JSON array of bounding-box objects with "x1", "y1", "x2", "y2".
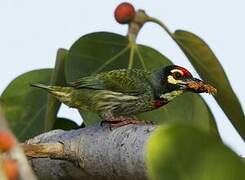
[{"x1": 68, "y1": 69, "x2": 151, "y2": 95}]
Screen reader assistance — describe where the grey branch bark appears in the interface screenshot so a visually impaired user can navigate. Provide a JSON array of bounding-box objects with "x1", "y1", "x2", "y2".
[{"x1": 23, "y1": 124, "x2": 156, "y2": 180}]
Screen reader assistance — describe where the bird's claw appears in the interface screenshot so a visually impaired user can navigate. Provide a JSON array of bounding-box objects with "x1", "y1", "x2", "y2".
[
  {"x1": 100, "y1": 117, "x2": 154, "y2": 130},
  {"x1": 144, "y1": 120, "x2": 154, "y2": 125}
]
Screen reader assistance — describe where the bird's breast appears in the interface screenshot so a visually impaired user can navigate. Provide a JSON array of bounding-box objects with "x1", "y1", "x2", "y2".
[{"x1": 159, "y1": 90, "x2": 183, "y2": 101}]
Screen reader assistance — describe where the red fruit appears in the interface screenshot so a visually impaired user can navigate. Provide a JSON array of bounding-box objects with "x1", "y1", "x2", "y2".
[
  {"x1": 3, "y1": 159, "x2": 19, "y2": 180},
  {"x1": 0, "y1": 131, "x2": 16, "y2": 152},
  {"x1": 114, "y1": 2, "x2": 135, "y2": 24}
]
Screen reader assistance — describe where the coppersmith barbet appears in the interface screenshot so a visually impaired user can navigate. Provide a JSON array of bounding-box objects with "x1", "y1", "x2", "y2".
[{"x1": 32, "y1": 65, "x2": 216, "y2": 127}]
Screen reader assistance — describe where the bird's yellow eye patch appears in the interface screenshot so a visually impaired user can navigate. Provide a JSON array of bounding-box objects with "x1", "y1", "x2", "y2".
[
  {"x1": 167, "y1": 75, "x2": 183, "y2": 84},
  {"x1": 170, "y1": 69, "x2": 183, "y2": 80}
]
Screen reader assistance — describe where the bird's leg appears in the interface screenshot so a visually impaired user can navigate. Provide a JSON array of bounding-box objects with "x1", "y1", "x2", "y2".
[{"x1": 101, "y1": 115, "x2": 154, "y2": 129}]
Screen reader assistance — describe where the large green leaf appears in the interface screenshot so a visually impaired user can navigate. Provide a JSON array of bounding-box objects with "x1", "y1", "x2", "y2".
[
  {"x1": 45, "y1": 48, "x2": 68, "y2": 131},
  {"x1": 66, "y1": 32, "x2": 130, "y2": 81},
  {"x1": 0, "y1": 69, "x2": 52, "y2": 141},
  {"x1": 138, "y1": 93, "x2": 219, "y2": 137},
  {"x1": 146, "y1": 124, "x2": 245, "y2": 180},
  {"x1": 66, "y1": 32, "x2": 218, "y2": 134},
  {"x1": 173, "y1": 30, "x2": 245, "y2": 140}
]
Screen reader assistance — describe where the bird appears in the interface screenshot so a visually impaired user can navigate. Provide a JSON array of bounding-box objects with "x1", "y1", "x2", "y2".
[{"x1": 31, "y1": 65, "x2": 216, "y2": 127}]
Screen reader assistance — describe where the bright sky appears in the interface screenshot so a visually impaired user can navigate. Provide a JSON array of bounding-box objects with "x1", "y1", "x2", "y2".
[{"x1": 0, "y1": 0, "x2": 244, "y2": 155}]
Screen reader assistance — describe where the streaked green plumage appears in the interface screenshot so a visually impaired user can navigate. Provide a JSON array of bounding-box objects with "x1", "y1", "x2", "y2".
[
  {"x1": 69, "y1": 69, "x2": 152, "y2": 95},
  {"x1": 32, "y1": 65, "x2": 213, "y2": 124},
  {"x1": 33, "y1": 69, "x2": 158, "y2": 118}
]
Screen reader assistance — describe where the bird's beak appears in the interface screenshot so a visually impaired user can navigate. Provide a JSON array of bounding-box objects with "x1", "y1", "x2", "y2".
[{"x1": 180, "y1": 78, "x2": 217, "y2": 95}]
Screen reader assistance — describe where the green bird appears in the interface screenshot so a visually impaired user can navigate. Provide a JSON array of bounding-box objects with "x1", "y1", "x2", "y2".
[{"x1": 31, "y1": 65, "x2": 216, "y2": 127}]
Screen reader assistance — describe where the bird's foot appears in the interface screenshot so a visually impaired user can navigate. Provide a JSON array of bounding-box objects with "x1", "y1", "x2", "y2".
[{"x1": 101, "y1": 116, "x2": 154, "y2": 129}]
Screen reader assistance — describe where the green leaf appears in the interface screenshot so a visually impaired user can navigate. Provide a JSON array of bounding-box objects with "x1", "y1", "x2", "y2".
[
  {"x1": 45, "y1": 48, "x2": 68, "y2": 131},
  {"x1": 66, "y1": 32, "x2": 218, "y2": 135},
  {"x1": 66, "y1": 32, "x2": 130, "y2": 81},
  {"x1": 138, "y1": 93, "x2": 219, "y2": 137},
  {"x1": 0, "y1": 69, "x2": 52, "y2": 141},
  {"x1": 53, "y1": 118, "x2": 79, "y2": 130},
  {"x1": 173, "y1": 30, "x2": 245, "y2": 140},
  {"x1": 146, "y1": 123, "x2": 245, "y2": 180},
  {"x1": 79, "y1": 110, "x2": 100, "y2": 126},
  {"x1": 65, "y1": 32, "x2": 172, "y2": 80}
]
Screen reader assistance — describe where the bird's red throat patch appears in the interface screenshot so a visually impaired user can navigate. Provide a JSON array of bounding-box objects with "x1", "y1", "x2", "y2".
[{"x1": 153, "y1": 99, "x2": 169, "y2": 108}]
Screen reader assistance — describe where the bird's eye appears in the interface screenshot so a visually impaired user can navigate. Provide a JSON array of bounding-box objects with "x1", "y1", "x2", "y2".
[{"x1": 173, "y1": 72, "x2": 182, "y2": 79}]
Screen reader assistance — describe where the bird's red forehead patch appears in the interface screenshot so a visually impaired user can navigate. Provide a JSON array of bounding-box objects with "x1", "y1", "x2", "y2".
[{"x1": 176, "y1": 66, "x2": 192, "y2": 77}]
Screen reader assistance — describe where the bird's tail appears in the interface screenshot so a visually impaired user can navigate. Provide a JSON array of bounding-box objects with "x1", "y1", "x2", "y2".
[
  {"x1": 31, "y1": 83, "x2": 54, "y2": 91},
  {"x1": 31, "y1": 83, "x2": 73, "y2": 106}
]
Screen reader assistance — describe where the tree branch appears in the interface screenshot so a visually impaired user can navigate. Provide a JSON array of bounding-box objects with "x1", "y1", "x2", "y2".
[{"x1": 23, "y1": 124, "x2": 156, "y2": 180}]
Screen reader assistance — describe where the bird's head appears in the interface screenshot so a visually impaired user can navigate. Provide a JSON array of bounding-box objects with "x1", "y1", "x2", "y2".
[{"x1": 155, "y1": 65, "x2": 217, "y2": 101}]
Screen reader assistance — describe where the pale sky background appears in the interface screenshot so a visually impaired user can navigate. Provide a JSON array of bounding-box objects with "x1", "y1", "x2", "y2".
[{"x1": 0, "y1": 0, "x2": 244, "y2": 155}]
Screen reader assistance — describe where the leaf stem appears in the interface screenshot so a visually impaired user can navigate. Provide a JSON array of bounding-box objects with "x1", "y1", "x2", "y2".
[
  {"x1": 93, "y1": 46, "x2": 129, "y2": 74},
  {"x1": 128, "y1": 44, "x2": 135, "y2": 69},
  {"x1": 147, "y1": 17, "x2": 174, "y2": 39},
  {"x1": 135, "y1": 47, "x2": 147, "y2": 70},
  {"x1": 127, "y1": 10, "x2": 149, "y2": 69}
]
